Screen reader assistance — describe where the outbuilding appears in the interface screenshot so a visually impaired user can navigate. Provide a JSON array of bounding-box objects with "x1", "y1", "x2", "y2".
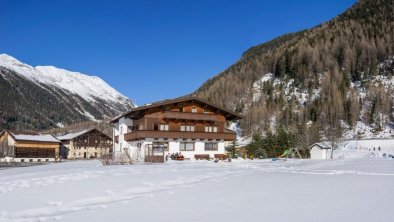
[
  {"x1": 0, "y1": 130, "x2": 61, "y2": 162},
  {"x1": 309, "y1": 143, "x2": 332, "y2": 159}
]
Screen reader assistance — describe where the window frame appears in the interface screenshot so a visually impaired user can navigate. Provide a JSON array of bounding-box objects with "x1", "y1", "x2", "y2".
[
  {"x1": 180, "y1": 125, "x2": 195, "y2": 132},
  {"x1": 204, "y1": 142, "x2": 218, "y2": 151},
  {"x1": 179, "y1": 142, "x2": 195, "y2": 151},
  {"x1": 152, "y1": 142, "x2": 169, "y2": 151},
  {"x1": 159, "y1": 124, "x2": 169, "y2": 131},
  {"x1": 204, "y1": 126, "x2": 218, "y2": 133}
]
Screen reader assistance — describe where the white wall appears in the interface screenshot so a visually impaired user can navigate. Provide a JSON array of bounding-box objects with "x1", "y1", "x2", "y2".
[
  {"x1": 113, "y1": 117, "x2": 133, "y2": 154},
  {"x1": 13, "y1": 158, "x2": 56, "y2": 162},
  {"x1": 151, "y1": 139, "x2": 225, "y2": 160},
  {"x1": 310, "y1": 146, "x2": 331, "y2": 159},
  {"x1": 116, "y1": 138, "x2": 227, "y2": 161}
]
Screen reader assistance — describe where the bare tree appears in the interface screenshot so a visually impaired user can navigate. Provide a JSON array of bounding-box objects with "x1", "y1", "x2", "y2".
[{"x1": 294, "y1": 123, "x2": 321, "y2": 152}]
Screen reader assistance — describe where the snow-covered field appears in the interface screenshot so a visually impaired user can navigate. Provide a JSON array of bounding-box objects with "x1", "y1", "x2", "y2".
[{"x1": 1, "y1": 155, "x2": 394, "y2": 222}]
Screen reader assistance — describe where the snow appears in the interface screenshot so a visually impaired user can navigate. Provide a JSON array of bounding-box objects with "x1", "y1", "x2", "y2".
[
  {"x1": 1, "y1": 152, "x2": 394, "y2": 222},
  {"x1": 56, "y1": 123, "x2": 64, "y2": 128},
  {"x1": 252, "y1": 73, "x2": 312, "y2": 106},
  {"x1": 343, "y1": 121, "x2": 394, "y2": 139},
  {"x1": 11, "y1": 133, "x2": 61, "y2": 143},
  {"x1": 0, "y1": 54, "x2": 134, "y2": 108},
  {"x1": 56, "y1": 129, "x2": 90, "y2": 141}
]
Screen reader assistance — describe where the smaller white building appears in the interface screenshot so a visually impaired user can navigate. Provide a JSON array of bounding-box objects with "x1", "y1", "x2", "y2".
[{"x1": 309, "y1": 143, "x2": 332, "y2": 159}]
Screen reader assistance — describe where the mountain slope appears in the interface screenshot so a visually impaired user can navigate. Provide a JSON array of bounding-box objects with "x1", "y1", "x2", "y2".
[
  {"x1": 0, "y1": 54, "x2": 134, "y2": 130},
  {"x1": 194, "y1": 0, "x2": 394, "y2": 138}
]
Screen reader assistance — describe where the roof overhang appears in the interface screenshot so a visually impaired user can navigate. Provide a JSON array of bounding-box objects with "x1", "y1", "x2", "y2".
[{"x1": 110, "y1": 96, "x2": 243, "y2": 123}]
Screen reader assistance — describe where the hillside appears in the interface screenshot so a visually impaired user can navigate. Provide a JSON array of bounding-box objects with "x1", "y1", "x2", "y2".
[
  {"x1": 0, "y1": 54, "x2": 134, "y2": 130},
  {"x1": 194, "y1": 0, "x2": 394, "y2": 138}
]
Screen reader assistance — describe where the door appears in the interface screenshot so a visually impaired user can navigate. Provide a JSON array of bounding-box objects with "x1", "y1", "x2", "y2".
[{"x1": 84, "y1": 152, "x2": 87, "y2": 159}]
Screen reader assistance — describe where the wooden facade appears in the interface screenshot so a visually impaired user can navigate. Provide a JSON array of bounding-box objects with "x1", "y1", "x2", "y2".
[
  {"x1": 58, "y1": 128, "x2": 112, "y2": 159},
  {"x1": 124, "y1": 130, "x2": 236, "y2": 141},
  {"x1": 113, "y1": 97, "x2": 241, "y2": 142},
  {"x1": 0, "y1": 130, "x2": 60, "y2": 162},
  {"x1": 111, "y1": 97, "x2": 242, "y2": 162}
]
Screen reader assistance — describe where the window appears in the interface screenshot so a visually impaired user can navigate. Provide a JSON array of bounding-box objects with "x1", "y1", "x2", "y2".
[
  {"x1": 180, "y1": 142, "x2": 194, "y2": 151},
  {"x1": 153, "y1": 142, "x2": 169, "y2": 151},
  {"x1": 205, "y1": 143, "x2": 218, "y2": 151},
  {"x1": 192, "y1": 107, "x2": 198, "y2": 113},
  {"x1": 205, "y1": 126, "x2": 218, "y2": 133},
  {"x1": 159, "y1": 124, "x2": 169, "y2": 131},
  {"x1": 181, "y1": 125, "x2": 195, "y2": 132},
  {"x1": 131, "y1": 124, "x2": 141, "y2": 131}
]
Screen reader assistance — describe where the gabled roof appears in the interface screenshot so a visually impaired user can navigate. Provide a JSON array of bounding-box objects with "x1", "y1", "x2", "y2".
[
  {"x1": 309, "y1": 143, "x2": 332, "y2": 150},
  {"x1": 2, "y1": 130, "x2": 61, "y2": 143},
  {"x1": 110, "y1": 96, "x2": 243, "y2": 123},
  {"x1": 56, "y1": 129, "x2": 92, "y2": 141},
  {"x1": 56, "y1": 128, "x2": 111, "y2": 141}
]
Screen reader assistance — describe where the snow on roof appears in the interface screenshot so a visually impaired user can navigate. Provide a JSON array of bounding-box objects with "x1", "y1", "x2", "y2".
[
  {"x1": 310, "y1": 143, "x2": 332, "y2": 150},
  {"x1": 56, "y1": 129, "x2": 92, "y2": 141},
  {"x1": 10, "y1": 133, "x2": 61, "y2": 143}
]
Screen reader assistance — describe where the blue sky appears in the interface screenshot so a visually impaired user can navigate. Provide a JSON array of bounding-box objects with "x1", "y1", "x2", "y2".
[{"x1": 0, "y1": 0, "x2": 356, "y2": 105}]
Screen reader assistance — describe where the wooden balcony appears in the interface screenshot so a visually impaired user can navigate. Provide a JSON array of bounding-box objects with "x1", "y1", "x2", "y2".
[
  {"x1": 163, "y1": 111, "x2": 217, "y2": 121},
  {"x1": 124, "y1": 130, "x2": 236, "y2": 141}
]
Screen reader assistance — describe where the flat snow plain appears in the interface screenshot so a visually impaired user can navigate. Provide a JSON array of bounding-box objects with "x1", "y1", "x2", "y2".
[{"x1": 1, "y1": 156, "x2": 394, "y2": 222}]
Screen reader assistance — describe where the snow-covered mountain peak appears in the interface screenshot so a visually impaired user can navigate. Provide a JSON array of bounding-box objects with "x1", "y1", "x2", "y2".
[{"x1": 0, "y1": 53, "x2": 134, "y2": 107}]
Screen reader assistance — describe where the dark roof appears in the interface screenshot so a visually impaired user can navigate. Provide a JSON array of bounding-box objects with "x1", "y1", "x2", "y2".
[
  {"x1": 110, "y1": 97, "x2": 243, "y2": 123},
  {"x1": 309, "y1": 143, "x2": 332, "y2": 150}
]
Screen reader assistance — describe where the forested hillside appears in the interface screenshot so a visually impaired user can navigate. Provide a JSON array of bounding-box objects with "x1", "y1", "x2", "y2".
[{"x1": 195, "y1": 0, "x2": 394, "y2": 138}]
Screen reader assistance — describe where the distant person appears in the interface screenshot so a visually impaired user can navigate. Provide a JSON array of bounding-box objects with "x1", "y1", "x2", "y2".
[{"x1": 378, "y1": 146, "x2": 381, "y2": 151}]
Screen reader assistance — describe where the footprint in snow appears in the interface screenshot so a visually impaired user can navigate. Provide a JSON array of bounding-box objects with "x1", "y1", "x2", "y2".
[
  {"x1": 105, "y1": 190, "x2": 115, "y2": 196},
  {"x1": 142, "y1": 182, "x2": 154, "y2": 187},
  {"x1": 47, "y1": 201, "x2": 63, "y2": 206}
]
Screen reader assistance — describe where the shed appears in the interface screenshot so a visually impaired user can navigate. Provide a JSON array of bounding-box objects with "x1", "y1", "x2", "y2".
[{"x1": 309, "y1": 143, "x2": 332, "y2": 159}]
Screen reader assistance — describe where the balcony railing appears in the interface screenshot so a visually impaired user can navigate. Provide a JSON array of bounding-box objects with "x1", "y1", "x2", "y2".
[
  {"x1": 162, "y1": 111, "x2": 217, "y2": 121},
  {"x1": 123, "y1": 130, "x2": 236, "y2": 141}
]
